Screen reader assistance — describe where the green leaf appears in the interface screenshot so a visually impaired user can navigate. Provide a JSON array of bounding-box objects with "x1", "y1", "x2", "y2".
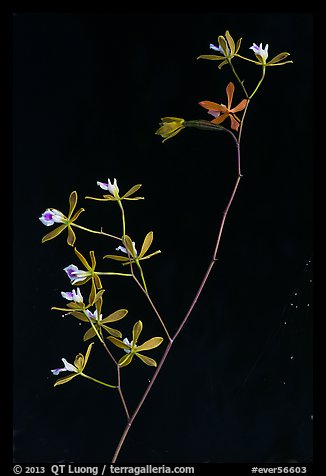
[
  {"x1": 136, "y1": 337, "x2": 163, "y2": 352},
  {"x1": 122, "y1": 184, "x2": 142, "y2": 198},
  {"x1": 101, "y1": 309, "x2": 128, "y2": 323},
  {"x1": 41, "y1": 224, "x2": 66, "y2": 243},
  {"x1": 135, "y1": 353, "x2": 157, "y2": 367}
]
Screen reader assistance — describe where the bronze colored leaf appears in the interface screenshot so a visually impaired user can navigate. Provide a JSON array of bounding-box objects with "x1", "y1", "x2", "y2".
[
  {"x1": 136, "y1": 337, "x2": 163, "y2": 352},
  {"x1": 102, "y1": 309, "x2": 128, "y2": 323},
  {"x1": 197, "y1": 54, "x2": 225, "y2": 61},
  {"x1": 74, "y1": 247, "x2": 90, "y2": 269},
  {"x1": 41, "y1": 224, "x2": 66, "y2": 243},
  {"x1": 68, "y1": 191, "x2": 78, "y2": 217},
  {"x1": 135, "y1": 353, "x2": 157, "y2": 367},
  {"x1": 54, "y1": 373, "x2": 78, "y2": 386},
  {"x1": 102, "y1": 325, "x2": 122, "y2": 338},
  {"x1": 268, "y1": 52, "x2": 291, "y2": 64},
  {"x1": 225, "y1": 30, "x2": 235, "y2": 55},
  {"x1": 103, "y1": 254, "x2": 129, "y2": 262},
  {"x1": 67, "y1": 226, "x2": 76, "y2": 247},
  {"x1": 122, "y1": 184, "x2": 142, "y2": 198},
  {"x1": 107, "y1": 336, "x2": 131, "y2": 350},
  {"x1": 83, "y1": 327, "x2": 97, "y2": 341},
  {"x1": 139, "y1": 231, "x2": 153, "y2": 259},
  {"x1": 132, "y1": 320, "x2": 143, "y2": 344},
  {"x1": 118, "y1": 353, "x2": 133, "y2": 367}
]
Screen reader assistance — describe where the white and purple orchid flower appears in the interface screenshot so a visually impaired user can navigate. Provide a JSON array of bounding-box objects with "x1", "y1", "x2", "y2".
[
  {"x1": 61, "y1": 287, "x2": 84, "y2": 303},
  {"x1": 209, "y1": 43, "x2": 230, "y2": 56},
  {"x1": 85, "y1": 308, "x2": 102, "y2": 321},
  {"x1": 39, "y1": 209, "x2": 66, "y2": 227},
  {"x1": 51, "y1": 358, "x2": 78, "y2": 376},
  {"x1": 63, "y1": 265, "x2": 91, "y2": 284},
  {"x1": 116, "y1": 241, "x2": 138, "y2": 256},
  {"x1": 250, "y1": 43, "x2": 269, "y2": 63},
  {"x1": 97, "y1": 178, "x2": 120, "y2": 198}
]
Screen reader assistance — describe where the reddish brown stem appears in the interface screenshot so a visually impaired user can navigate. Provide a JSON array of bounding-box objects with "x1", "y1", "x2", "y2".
[{"x1": 111, "y1": 129, "x2": 241, "y2": 462}]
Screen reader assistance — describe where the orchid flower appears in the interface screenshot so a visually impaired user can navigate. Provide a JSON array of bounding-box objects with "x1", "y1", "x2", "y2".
[
  {"x1": 86, "y1": 179, "x2": 144, "y2": 202},
  {"x1": 39, "y1": 191, "x2": 84, "y2": 246},
  {"x1": 199, "y1": 82, "x2": 247, "y2": 132},
  {"x1": 63, "y1": 248, "x2": 102, "y2": 306},
  {"x1": 51, "y1": 343, "x2": 116, "y2": 389},
  {"x1": 82, "y1": 296, "x2": 128, "y2": 341},
  {"x1": 104, "y1": 232, "x2": 161, "y2": 266},
  {"x1": 61, "y1": 287, "x2": 84, "y2": 303},
  {"x1": 108, "y1": 320, "x2": 163, "y2": 367},
  {"x1": 51, "y1": 343, "x2": 93, "y2": 386},
  {"x1": 249, "y1": 42, "x2": 293, "y2": 66},
  {"x1": 250, "y1": 43, "x2": 269, "y2": 63},
  {"x1": 155, "y1": 117, "x2": 185, "y2": 142},
  {"x1": 197, "y1": 30, "x2": 242, "y2": 69}
]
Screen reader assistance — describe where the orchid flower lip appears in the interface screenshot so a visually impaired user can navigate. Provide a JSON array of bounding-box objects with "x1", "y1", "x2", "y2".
[
  {"x1": 61, "y1": 287, "x2": 83, "y2": 303},
  {"x1": 51, "y1": 358, "x2": 78, "y2": 375},
  {"x1": 250, "y1": 42, "x2": 269, "y2": 61},
  {"x1": 39, "y1": 209, "x2": 66, "y2": 226},
  {"x1": 64, "y1": 265, "x2": 90, "y2": 283},
  {"x1": 97, "y1": 178, "x2": 120, "y2": 197},
  {"x1": 123, "y1": 337, "x2": 133, "y2": 353},
  {"x1": 86, "y1": 309, "x2": 102, "y2": 321},
  {"x1": 208, "y1": 109, "x2": 221, "y2": 118},
  {"x1": 116, "y1": 241, "x2": 138, "y2": 256}
]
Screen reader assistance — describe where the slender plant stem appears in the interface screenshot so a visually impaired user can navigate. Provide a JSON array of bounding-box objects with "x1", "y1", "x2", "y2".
[
  {"x1": 111, "y1": 128, "x2": 242, "y2": 463},
  {"x1": 249, "y1": 65, "x2": 266, "y2": 99},
  {"x1": 118, "y1": 200, "x2": 126, "y2": 238},
  {"x1": 97, "y1": 272, "x2": 132, "y2": 277},
  {"x1": 72, "y1": 223, "x2": 121, "y2": 241},
  {"x1": 135, "y1": 259, "x2": 148, "y2": 293},
  {"x1": 80, "y1": 372, "x2": 117, "y2": 388},
  {"x1": 84, "y1": 311, "x2": 130, "y2": 420},
  {"x1": 228, "y1": 59, "x2": 249, "y2": 98}
]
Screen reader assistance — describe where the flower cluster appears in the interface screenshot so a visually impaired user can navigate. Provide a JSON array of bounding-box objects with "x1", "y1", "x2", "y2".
[
  {"x1": 39, "y1": 178, "x2": 164, "y2": 390},
  {"x1": 155, "y1": 30, "x2": 292, "y2": 142}
]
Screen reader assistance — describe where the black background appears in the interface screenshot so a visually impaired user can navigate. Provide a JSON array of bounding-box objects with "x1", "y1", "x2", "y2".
[{"x1": 13, "y1": 10, "x2": 313, "y2": 464}]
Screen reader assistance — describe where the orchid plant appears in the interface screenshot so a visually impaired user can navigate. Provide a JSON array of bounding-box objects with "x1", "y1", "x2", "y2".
[{"x1": 39, "y1": 30, "x2": 292, "y2": 462}]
